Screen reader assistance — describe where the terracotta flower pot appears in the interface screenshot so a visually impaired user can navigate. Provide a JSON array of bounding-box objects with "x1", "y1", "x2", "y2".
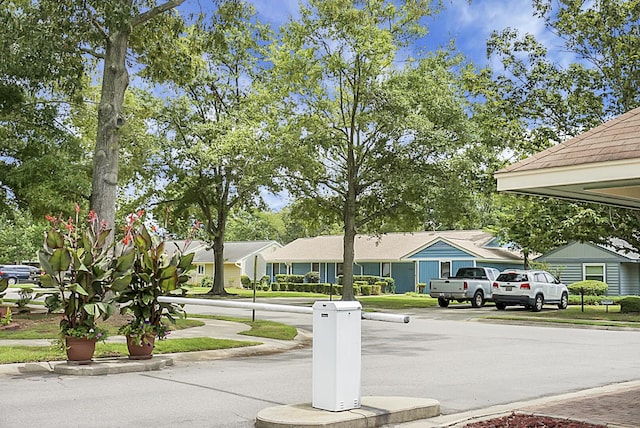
[
  {"x1": 126, "y1": 334, "x2": 156, "y2": 360},
  {"x1": 65, "y1": 336, "x2": 97, "y2": 364}
]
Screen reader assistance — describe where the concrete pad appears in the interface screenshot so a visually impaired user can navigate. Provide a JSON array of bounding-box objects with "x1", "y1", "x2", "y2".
[
  {"x1": 52, "y1": 356, "x2": 174, "y2": 375},
  {"x1": 256, "y1": 396, "x2": 440, "y2": 428}
]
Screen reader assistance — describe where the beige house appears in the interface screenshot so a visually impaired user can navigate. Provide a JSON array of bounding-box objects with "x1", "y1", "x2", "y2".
[
  {"x1": 169, "y1": 240, "x2": 282, "y2": 287},
  {"x1": 495, "y1": 106, "x2": 640, "y2": 209}
]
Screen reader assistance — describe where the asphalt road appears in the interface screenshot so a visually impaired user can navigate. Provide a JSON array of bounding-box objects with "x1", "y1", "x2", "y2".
[{"x1": 2, "y1": 302, "x2": 640, "y2": 427}]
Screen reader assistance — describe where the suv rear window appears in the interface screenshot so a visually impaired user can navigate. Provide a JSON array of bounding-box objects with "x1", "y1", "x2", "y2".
[{"x1": 496, "y1": 272, "x2": 528, "y2": 282}]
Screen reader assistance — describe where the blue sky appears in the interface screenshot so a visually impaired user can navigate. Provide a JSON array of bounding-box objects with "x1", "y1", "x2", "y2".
[{"x1": 244, "y1": 0, "x2": 561, "y2": 68}]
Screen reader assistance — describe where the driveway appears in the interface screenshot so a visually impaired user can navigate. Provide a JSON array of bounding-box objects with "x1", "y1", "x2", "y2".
[{"x1": 1, "y1": 303, "x2": 639, "y2": 427}]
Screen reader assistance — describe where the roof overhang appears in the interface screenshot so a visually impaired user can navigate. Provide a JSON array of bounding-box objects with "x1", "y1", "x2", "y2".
[{"x1": 495, "y1": 158, "x2": 640, "y2": 209}]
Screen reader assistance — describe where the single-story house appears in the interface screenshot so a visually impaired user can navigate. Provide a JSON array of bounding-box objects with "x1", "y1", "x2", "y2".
[
  {"x1": 265, "y1": 230, "x2": 522, "y2": 294},
  {"x1": 168, "y1": 240, "x2": 282, "y2": 287},
  {"x1": 536, "y1": 239, "x2": 640, "y2": 296}
]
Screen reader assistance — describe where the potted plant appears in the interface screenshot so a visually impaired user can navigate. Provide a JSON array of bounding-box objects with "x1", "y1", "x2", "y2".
[
  {"x1": 38, "y1": 205, "x2": 134, "y2": 364},
  {"x1": 115, "y1": 214, "x2": 195, "y2": 360}
]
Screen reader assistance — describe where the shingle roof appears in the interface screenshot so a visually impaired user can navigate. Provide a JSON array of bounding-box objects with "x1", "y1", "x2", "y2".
[
  {"x1": 266, "y1": 231, "x2": 521, "y2": 263},
  {"x1": 166, "y1": 240, "x2": 280, "y2": 264},
  {"x1": 499, "y1": 106, "x2": 640, "y2": 173}
]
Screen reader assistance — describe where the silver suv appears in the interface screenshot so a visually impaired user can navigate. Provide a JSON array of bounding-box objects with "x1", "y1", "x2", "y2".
[{"x1": 492, "y1": 270, "x2": 569, "y2": 312}]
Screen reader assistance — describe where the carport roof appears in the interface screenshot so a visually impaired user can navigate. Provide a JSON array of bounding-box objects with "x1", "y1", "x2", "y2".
[{"x1": 495, "y1": 107, "x2": 640, "y2": 209}]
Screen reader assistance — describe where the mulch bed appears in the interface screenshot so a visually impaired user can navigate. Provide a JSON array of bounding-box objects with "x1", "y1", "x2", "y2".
[{"x1": 463, "y1": 413, "x2": 606, "y2": 427}]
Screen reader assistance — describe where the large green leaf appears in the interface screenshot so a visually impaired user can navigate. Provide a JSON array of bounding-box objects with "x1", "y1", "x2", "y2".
[
  {"x1": 115, "y1": 250, "x2": 135, "y2": 273},
  {"x1": 178, "y1": 252, "x2": 195, "y2": 270},
  {"x1": 45, "y1": 229, "x2": 65, "y2": 250},
  {"x1": 71, "y1": 283, "x2": 89, "y2": 296},
  {"x1": 50, "y1": 248, "x2": 72, "y2": 272},
  {"x1": 110, "y1": 274, "x2": 132, "y2": 292},
  {"x1": 160, "y1": 275, "x2": 177, "y2": 292}
]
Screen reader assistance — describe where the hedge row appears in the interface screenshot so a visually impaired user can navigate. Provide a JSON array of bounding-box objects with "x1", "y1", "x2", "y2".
[
  {"x1": 271, "y1": 282, "x2": 382, "y2": 295},
  {"x1": 567, "y1": 280, "x2": 608, "y2": 296},
  {"x1": 620, "y1": 296, "x2": 640, "y2": 313}
]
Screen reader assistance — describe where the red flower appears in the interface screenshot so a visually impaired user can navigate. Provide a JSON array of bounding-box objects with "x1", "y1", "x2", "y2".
[
  {"x1": 87, "y1": 210, "x2": 97, "y2": 223},
  {"x1": 45, "y1": 214, "x2": 56, "y2": 223},
  {"x1": 74, "y1": 202, "x2": 80, "y2": 214}
]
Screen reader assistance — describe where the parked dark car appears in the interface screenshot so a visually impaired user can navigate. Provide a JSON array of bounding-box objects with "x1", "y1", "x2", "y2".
[{"x1": 0, "y1": 264, "x2": 41, "y2": 285}]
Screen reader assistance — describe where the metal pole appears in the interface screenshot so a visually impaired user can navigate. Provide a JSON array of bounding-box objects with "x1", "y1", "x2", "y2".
[
  {"x1": 158, "y1": 296, "x2": 409, "y2": 323},
  {"x1": 252, "y1": 255, "x2": 258, "y2": 321}
]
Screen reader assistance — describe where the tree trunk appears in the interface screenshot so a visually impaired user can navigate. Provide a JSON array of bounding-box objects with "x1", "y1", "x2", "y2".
[
  {"x1": 207, "y1": 204, "x2": 229, "y2": 296},
  {"x1": 523, "y1": 251, "x2": 530, "y2": 270},
  {"x1": 342, "y1": 150, "x2": 357, "y2": 301},
  {"x1": 90, "y1": 28, "x2": 130, "y2": 243}
]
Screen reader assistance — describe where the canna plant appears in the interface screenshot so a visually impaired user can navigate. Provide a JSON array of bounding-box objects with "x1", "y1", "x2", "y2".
[
  {"x1": 116, "y1": 212, "x2": 195, "y2": 347},
  {"x1": 38, "y1": 204, "x2": 134, "y2": 341}
]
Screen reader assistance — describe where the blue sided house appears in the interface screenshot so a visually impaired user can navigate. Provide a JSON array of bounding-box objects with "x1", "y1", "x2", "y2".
[
  {"x1": 265, "y1": 230, "x2": 522, "y2": 294},
  {"x1": 535, "y1": 239, "x2": 640, "y2": 296}
]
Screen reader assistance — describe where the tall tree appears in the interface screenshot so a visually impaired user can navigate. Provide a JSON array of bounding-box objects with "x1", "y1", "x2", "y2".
[
  {"x1": 2, "y1": 0, "x2": 184, "y2": 239},
  {"x1": 147, "y1": 1, "x2": 279, "y2": 295},
  {"x1": 272, "y1": 0, "x2": 480, "y2": 300},
  {"x1": 486, "y1": 0, "x2": 640, "y2": 254}
]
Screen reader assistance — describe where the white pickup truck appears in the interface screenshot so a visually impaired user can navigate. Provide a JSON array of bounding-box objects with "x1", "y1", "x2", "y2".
[{"x1": 429, "y1": 267, "x2": 501, "y2": 308}]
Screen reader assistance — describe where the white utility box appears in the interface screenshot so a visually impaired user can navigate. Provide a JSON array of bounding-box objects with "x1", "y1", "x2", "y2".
[{"x1": 312, "y1": 300, "x2": 362, "y2": 411}]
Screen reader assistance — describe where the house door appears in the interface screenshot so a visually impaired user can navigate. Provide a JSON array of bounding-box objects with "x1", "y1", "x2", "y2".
[{"x1": 392, "y1": 263, "x2": 415, "y2": 294}]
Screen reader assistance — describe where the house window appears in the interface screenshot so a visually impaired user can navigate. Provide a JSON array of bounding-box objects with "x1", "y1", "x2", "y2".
[
  {"x1": 381, "y1": 262, "x2": 391, "y2": 277},
  {"x1": 336, "y1": 263, "x2": 344, "y2": 276},
  {"x1": 312, "y1": 262, "x2": 320, "y2": 272},
  {"x1": 440, "y1": 261, "x2": 451, "y2": 278},
  {"x1": 584, "y1": 264, "x2": 605, "y2": 282},
  {"x1": 272, "y1": 263, "x2": 287, "y2": 276},
  {"x1": 197, "y1": 265, "x2": 205, "y2": 275}
]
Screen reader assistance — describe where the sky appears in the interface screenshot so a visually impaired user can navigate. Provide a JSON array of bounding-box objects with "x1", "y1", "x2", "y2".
[{"x1": 244, "y1": 0, "x2": 562, "y2": 68}]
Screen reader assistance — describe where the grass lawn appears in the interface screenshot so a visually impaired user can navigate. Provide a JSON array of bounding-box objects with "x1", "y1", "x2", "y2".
[
  {"x1": 0, "y1": 310, "x2": 295, "y2": 364},
  {"x1": 0, "y1": 337, "x2": 261, "y2": 365}
]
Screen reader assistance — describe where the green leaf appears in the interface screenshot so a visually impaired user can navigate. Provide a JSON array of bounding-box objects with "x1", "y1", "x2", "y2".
[
  {"x1": 50, "y1": 248, "x2": 72, "y2": 273},
  {"x1": 160, "y1": 276, "x2": 177, "y2": 293},
  {"x1": 115, "y1": 250, "x2": 135, "y2": 273},
  {"x1": 45, "y1": 229, "x2": 65, "y2": 250},
  {"x1": 72, "y1": 283, "x2": 89, "y2": 296},
  {"x1": 110, "y1": 274, "x2": 132, "y2": 292},
  {"x1": 178, "y1": 252, "x2": 195, "y2": 270},
  {"x1": 84, "y1": 303, "x2": 96, "y2": 315}
]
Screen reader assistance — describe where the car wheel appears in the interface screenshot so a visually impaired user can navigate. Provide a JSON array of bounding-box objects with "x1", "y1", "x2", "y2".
[
  {"x1": 7, "y1": 277, "x2": 16, "y2": 286},
  {"x1": 495, "y1": 302, "x2": 506, "y2": 310},
  {"x1": 437, "y1": 297, "x2": 450, "y2": 308},
  {"x1": 532, "y1": 294, "x2": 544, "y2": 312},
  {"x1": 471, "y1": 290, "x2": 484, "y2": 308},
  {"x1": 558, "y1": 292, "x2": 568, "y2": 309}
]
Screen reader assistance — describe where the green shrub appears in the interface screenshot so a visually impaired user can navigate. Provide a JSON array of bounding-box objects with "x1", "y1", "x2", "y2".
[
  {"x1": 275, "y1": 274, "x2": 287, "y2": 283},
  {"x1": 620, "y1": 296, "x2": 640, "y2": 313},
  {"x1": 260, "y1": 275, "x2": 270, "y2": 286},
  {"x1": 417, "y1": 283, "x2": 427, "y2": 293},
  {"x1": 568, "y1": 295, "x2": 620, "y2": 306},
  {"x1": 305, "y1": 271, "x2": 320, "y2": 283},
  {"x1": 240, "y1": 275, "x2": 251, "y2": 289},
  {"x1": 200, "y1": 276, "x2": 213, "y2": 288},
  {"x1": 371, "y1": 284, "x2": 381, "y2": 295},
  {"x1": 361, "y1": 284, "x2": 372, "y2": 296},
  {"x1": 374, "y1": 281, "x2": 387, "y2": 293},
  {"x1": 289, "y1": 275, "x2": 305, "y2": 283},
  {"x1": 354, "y1": 275, "x2": 381, "y2": 285},
  {"x1": 384, "y1": 277, "x2": 395, "y2": 294},
  {"x1": 568, "y1": 280, "x2": 608, "y2": 296},
  {"x1": 271, "y1": 282, "x2": 280, "y2": 291}
]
